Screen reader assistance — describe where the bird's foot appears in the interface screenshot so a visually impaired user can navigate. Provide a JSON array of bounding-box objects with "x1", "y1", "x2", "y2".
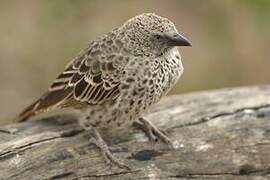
[
  {"x1": 88, "y1": 128, "x2": 131, "y2": 170},
  {"x1": 136, "y1": 117, "x2": 174, "y2": 148}
]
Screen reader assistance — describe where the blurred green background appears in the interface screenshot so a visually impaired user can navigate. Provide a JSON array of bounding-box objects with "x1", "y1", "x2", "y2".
[{"x1": 1, "y1": 0, "x2": 270, "y2": 124}]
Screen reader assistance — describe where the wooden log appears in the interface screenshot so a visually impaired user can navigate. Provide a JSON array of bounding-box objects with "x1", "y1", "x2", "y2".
[{"x1": 0, "y1": 86, "x2": 270, "y2": 180}]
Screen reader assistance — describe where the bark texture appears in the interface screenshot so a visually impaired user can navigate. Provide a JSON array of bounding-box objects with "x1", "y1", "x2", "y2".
[{"x1": 0, "y1": 86, "x2": 270, "y2": 180}]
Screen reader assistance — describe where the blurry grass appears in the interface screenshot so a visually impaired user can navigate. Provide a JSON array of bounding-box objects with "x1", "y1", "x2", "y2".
[{"x1": 244, "y1": 0, "x2": 270, "y2": 16}]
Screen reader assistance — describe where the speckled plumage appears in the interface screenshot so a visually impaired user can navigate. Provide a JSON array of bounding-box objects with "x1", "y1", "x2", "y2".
[
  {"x1": 53, "y1": 14, "x2": 183, "y2": 130},
  {"x1": 79, "y1": 45, "x2": 183, "y2": 131},
  {"x1": 15, "y1": 13, "x2": 191, "y2": 168}
]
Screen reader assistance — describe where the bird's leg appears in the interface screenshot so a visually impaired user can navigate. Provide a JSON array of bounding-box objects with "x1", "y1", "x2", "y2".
[
  {"x1": 87, "y1": 127, "x2": 130, "y2": 170},
  {"x1": 133, "y1": 119, "x2": 157, "y2": 142},
  {"x1": 136, "y1": 117, "x2": 174, "y2": 147}
]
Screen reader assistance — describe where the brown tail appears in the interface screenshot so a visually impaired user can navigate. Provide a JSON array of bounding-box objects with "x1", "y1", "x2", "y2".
[
  {"x1": 13, "y1": 99, "x2": 40, "y2": 123},
  {"x1": 14, "y1": 88, "x2": 73, "y2": 123}
]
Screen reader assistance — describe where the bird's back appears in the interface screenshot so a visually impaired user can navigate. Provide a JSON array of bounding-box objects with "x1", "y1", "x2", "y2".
[{"x1": 14, "y1": 29, "x2": 130, "y2": 122}]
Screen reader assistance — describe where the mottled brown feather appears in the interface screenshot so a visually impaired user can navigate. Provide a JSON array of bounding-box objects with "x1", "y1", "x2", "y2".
[
  {"x1": 49, "y1": 44, "x2": 123, "y2": 106},
  {"x1": 15, "y1": 37, "x2": 124, "y2": 122}
]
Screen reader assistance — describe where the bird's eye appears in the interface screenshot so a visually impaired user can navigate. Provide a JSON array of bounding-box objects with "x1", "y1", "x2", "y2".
[{"x1": 155, "y1": 35, "x2": 161, "y2": 40}]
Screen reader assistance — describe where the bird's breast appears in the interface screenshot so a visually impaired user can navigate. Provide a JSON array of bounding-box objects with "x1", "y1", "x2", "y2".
[{"x1": 118, "y1": 51, "x2": 183, "y2": 114}]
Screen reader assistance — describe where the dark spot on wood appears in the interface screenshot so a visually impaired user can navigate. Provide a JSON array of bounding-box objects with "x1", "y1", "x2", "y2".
[
  {"x1": 239, "y1": 164, "x2": 256, "y2": 175},
  {"x1": 60, "y1": 128, "x2": 84, "y2": 137},
  {"x1": 51, "y1": 172, "x2": 74, "y2": 180},
  {"x1": 0, "y1": 152, "x2": 16, "y2": 161},
  {"x1": 130, "y1": 150, "x2": 162, "y2": 161},
  {"x1": 47, "y1": 150, "x2": 74, "y2": 164}
]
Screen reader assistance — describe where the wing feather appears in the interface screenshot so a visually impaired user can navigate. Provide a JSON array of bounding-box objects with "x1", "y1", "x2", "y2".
[
  {"x1": 15, "y1": 36, "x2": 126, "y2": 122},
  {"x1": 49, "y1": 46, "x2": 124, "y2": 106}
]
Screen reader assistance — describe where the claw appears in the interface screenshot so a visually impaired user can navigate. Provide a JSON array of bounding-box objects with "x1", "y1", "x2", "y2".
[
  {"x1": 105, "y1": 151, "x2": 131, "y2": 170},
  {"x1": 136, "y1": 117, "x2": 174, "y2": 148},
  {"x1": 88, "y1": 128, "x2": 131, "y2": 170}
]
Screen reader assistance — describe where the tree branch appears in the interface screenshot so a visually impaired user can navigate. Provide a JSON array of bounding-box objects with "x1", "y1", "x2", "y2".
[{"x1": 1, "y1": 85, "x2": 270, "y2": 179}]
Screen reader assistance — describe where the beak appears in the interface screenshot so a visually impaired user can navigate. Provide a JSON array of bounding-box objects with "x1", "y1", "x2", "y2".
[{"x1": 167, "y1": 33, "x2": 192, "y2": 47}]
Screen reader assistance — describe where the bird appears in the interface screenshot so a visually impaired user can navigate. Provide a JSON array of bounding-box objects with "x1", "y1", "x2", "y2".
[{"x1": 14, "y1": 13, "x2": 191, "y2": 169}]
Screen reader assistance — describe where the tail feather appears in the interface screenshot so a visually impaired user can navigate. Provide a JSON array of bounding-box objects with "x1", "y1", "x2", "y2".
[
  {"x1": 14, "y1": 88, "x2": 73, "y2": 123},
  {"x1": 13, "y1": 102, "x2": 38, "y2": 122}
]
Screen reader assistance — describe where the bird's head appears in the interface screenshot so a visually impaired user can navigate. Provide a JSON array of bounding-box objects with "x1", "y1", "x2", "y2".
[{"x1": 120, "y1": 13, "x2": 191, "y2": 56}]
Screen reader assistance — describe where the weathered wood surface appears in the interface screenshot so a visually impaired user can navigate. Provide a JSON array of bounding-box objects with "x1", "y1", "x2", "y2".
[{"x1": 0, "y1": 86, "x2": 270, "y2": 180}]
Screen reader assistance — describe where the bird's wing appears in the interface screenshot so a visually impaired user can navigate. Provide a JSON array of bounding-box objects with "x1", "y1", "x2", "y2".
[
  {"x1": 15, "y1": 41, "x2": 127, "y2": 122},
  {"x1": 49, "y1": 45, "x2": 125, "y2": 105}
]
